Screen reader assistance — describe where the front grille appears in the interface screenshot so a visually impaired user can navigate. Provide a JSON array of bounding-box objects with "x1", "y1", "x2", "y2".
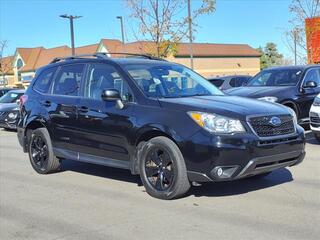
[
  {"x1": 248, "y1": 115, "x2": 295, "y2": 138},
  {"x1": 310, "y1": 112, "x2": 320, "y2": 124}
]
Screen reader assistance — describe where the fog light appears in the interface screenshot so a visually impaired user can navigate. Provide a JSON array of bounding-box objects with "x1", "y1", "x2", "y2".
[{"x1": 212, "y1": 166, "x2": 239, "y2": 179}]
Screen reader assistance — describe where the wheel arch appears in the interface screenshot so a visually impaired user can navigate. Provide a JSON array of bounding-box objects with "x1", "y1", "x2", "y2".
[
  {"x1": 281, "y1": 100, "x2": 299, "y2": 117},
  {"x1": 131, "y1": 125, "x2": 182, "y2": 175},
  {"x1": 23, "y1": 117, "x2": 51, "y2": 152}
]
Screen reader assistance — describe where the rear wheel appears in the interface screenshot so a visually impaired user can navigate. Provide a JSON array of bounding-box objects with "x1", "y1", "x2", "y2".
[
  {"x1": 139, "y1": 136, "x2": 190, "y2": 200},
  {"x1": 28, "y1": 128, "x2": 60, "y2": 174}
]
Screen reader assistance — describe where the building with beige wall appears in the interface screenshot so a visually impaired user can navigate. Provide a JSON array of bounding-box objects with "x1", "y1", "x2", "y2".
[{"x1": 1, "y1": 39, "x2": 261, "y2": 88}]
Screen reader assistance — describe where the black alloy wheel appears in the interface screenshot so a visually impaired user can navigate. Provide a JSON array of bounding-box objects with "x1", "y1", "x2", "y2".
[
  {"x1": 145, "y1": 147, "x2": 174, "y2": 191},
  {"x1": 30, "y1": 135, "x2": 49, "y2": 171},
  {"x1": 139, "y1": 136, "x2": 190, "y2": 200},
  {"x1": 28, "y1": 128, "x2": 61, "y2": 174}
]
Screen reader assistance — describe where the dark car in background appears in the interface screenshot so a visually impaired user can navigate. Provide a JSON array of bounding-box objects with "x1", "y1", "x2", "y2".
[
  {"x1": 208, "y1": 75, "x2": 251, "y2": 90},
  {"x1": 226, "y1": 65, "x2": 320, "y2": 124},
  {"x1": 0, "y1": 89, "x2": 25, "y2": 130},
  {"x1": 17, "y1": 54, "x2": 305, "y2": 199}
]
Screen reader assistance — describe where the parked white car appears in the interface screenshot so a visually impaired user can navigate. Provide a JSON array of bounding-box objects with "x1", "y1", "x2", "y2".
[{"x1": 310, "y1": 94, "x2": 320, "y2": 143}]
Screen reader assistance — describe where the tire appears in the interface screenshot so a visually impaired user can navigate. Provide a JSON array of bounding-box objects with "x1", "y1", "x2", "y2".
[
  {"x1": 247, "y1": 172, "x2": 271, "y2": 179},
  {"x1": 315, "y1": 133, "x2": 320, "y2": 143},
  {"x1": 28, "y1": 128, "x2": 60, "y2": 174},
  {"x1": 139, "y1": 136, "x2": 190, "y2": 200}
]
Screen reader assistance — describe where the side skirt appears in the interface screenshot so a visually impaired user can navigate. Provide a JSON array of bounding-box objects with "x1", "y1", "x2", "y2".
[{"x1": 53, "y1": 147, "x2": 130, "y2": 170}]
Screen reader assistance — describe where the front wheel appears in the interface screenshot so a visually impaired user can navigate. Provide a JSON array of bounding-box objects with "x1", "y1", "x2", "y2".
[
  {"x1": 139, "y1": 136, "x2": 190, "y2": 200},
  {"x1": 28, "y1": 128, "x2": 60, "y2": 174}
]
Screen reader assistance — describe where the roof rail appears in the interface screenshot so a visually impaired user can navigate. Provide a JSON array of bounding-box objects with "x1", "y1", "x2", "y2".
[
  {"x1": 104, "y1": 52, "x2": 167, "y2": 61},
  {"x1": 50, "y1": 52, "x2": 167, "y2": 64},
  {"x1": 50, "y1": 53, "x2": 107, "y2": 63}
]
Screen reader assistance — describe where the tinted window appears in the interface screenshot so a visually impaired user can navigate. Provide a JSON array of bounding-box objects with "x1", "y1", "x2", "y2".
[
  {"x1": 248, "y1": 69, "x2": 303, "y2": 86},
  {"x1": 230, "y1": 77, "x2": 250, "y2": 87},
  {"x1": 304, "y1": 68, "x2": 320, "y2": 86},
  {"x1": 33, "y1": 67, "x2": 56, "y2": 93},
  {"x1": 229, "y1": 78, "x2": 237, "y2": 87},
  {"x1": 53, "y1": 64, "x2": 84, "y2": 96},
  {"x1": 125, "y1": 64, "x2": 223, "y2": 98},
  {"x1": 85, "y1": 64, "x2": 133, "y2": 101},
  {"x1": 237, "y1": 77, "x2": 250, "y2": 87},
  {"x1": 209, "y1": 78, "x2": 224, "y2": 87}
]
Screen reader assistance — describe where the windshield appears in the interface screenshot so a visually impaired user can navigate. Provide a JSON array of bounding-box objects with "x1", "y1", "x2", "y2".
[
  {"x1": 0, "y1": 91, "x2": 23, "y2": 103},
  {"x1": 248, "y1": 68, "x2": 303, "y2": 86},
  {"x1": 124, "y1": 63, "x2": 224, "y2": 98}
]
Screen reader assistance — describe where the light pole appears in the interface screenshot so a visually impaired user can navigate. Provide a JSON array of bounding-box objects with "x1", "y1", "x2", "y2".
[
  {"x1": 187, "y1": 0, "x2": 194, "y2": 69},
  {"x1": 293, "y1": 28, "x2": 298, "y2": 65},
  {"x1": 60, "y1": 14, "x2": 82, "y2": 55},
  {"x1": 116, "y1": 16, "x2": 126, "y2": 52}
]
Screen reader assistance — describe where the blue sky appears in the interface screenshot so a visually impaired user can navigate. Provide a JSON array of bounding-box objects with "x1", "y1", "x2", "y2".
[{"x1": 0, "y1": 0, "x2": 294, "y2": 58}]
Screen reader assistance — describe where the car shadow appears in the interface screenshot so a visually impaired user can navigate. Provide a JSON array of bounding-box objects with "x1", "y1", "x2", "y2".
[
  {"x1": 188, "y1": 168, "x2": 293, "y2": 197},
  {"x1": 60, "y1": 159, "x2": 293, "y2": 197},
  {"x1": 60, "y1": 159, "x2": 143, "y2": 186}
]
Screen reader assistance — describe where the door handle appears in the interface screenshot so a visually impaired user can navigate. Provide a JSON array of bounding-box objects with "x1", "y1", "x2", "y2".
[
  {"x1": 42, "y1": 100, "x2": 51, "y2": 107},
  {"x1": 78, "y1": 106, "x2": 89, "y2": 113}
]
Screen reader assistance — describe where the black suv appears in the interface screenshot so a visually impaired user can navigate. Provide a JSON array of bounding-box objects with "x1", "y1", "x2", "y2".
[
  {"x1": 226, "y1": 65, "x2": 320, "y2": 124},
  {"x1": 17, "y1": 54, "x2": 305, "y2": 199}
]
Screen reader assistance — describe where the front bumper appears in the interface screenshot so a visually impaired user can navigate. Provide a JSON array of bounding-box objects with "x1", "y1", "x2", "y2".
[
  {"x1": 183, "y1": 126, "x2": 306, "y2": 182},
  {"x1": 0, "y1": 111, "x2": 19, "y2": 130},
  {"x1": 310, "y1": 105, "x2": 320, "y2": 134}
]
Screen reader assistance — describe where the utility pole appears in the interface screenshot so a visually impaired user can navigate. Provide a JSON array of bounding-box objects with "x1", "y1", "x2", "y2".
[
  {"x1": 116, "y1": 16, "x2": 126, "y2": 52},
  {"x1": 188, "y1": 0, "x2": 194, "y2": 69},
  {"x1": 293, "y1": 29, "x2": 297, "y2": 65},
  {"x1": 60, "y1": 14, "x2": 82, "y2": 55}
]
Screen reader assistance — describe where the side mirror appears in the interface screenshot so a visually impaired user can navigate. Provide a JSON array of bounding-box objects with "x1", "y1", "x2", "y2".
[
  {"x1": 16, "y1": 99, "x2": 20, "y2": 105},
  {"x1": 305, "y1": 81, "x2": 317, "y2": 88},
  {"x1": 102, "y1": 89, "x2": 121, "y2": 101},
  {"x1": 101, "y1": 89, "x2": 124, "y2": 109}
]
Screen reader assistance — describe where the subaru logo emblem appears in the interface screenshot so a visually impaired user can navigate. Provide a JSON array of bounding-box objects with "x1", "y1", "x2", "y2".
[{"x1": 269, "y1": 116, "x2": 282, "y2": 127}]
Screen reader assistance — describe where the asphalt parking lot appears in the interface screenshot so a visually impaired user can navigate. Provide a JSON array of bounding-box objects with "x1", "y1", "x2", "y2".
[{"x1": 0, "y1": 129, "x2": 319, "y2": 240}]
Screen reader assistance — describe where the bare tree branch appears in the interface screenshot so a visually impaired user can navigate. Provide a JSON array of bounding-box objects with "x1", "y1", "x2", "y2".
[{"x1": 125, "y1": 0, "x2": 216, "y2": 57}]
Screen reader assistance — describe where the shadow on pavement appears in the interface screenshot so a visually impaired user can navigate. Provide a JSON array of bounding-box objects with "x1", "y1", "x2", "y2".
[
  {"x1": 60, "y1": 159, "x2": 143, "y2": 186},
  {"x1": 188, "y1": 168, "x2": 293, "y2": 197},
  {"x1": 60, "y1": 159, "x2": 294, "y2": 197}
]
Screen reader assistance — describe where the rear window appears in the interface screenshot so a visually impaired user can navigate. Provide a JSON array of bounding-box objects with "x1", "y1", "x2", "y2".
[{"x1": 33, "y1": 67, "x2": 57, "y2": 93}]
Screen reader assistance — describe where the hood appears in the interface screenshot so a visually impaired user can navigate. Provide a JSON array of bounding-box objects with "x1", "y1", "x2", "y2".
[
  {"x1": 225, "y1": 86, "x2": 295, "y2": 98},
  {"x1": 159, "y1": 95, "x2": 291, "y2": 121},
  {"x1": 0, "y1": 103, "x2": 19, "y2": 112}
]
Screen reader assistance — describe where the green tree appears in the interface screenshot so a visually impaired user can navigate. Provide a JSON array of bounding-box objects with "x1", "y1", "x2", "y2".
[{"x1": 258, "y1": 43, "x2": 284, "y2": 69}]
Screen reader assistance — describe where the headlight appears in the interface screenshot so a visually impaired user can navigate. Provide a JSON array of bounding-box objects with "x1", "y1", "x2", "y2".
[
  {"x1": 257, "y1": 96, "x2": 278, "y2": 102},
  {"x1": 188, "y1": 112, "x2": 246, "y2": 134},
  {"x1": 313, "y1": 97, "x2": 320, "y2": 106},
  {"x1": 287, "y1": 107, "x2": 297, "y2": 125},
  {"x1": 8, "y1": 112, "x2": 18, "y2": 119}
]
